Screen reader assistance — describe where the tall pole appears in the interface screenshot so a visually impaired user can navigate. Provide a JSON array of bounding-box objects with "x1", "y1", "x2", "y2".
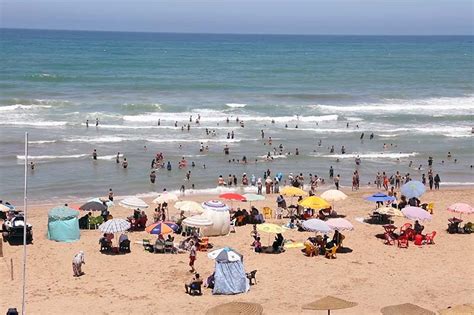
[{"x1": 22, "y1": 132, "x2": 28, "y2": 315}]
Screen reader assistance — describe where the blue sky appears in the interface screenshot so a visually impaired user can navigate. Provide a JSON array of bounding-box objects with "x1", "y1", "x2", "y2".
[{"x1": 1, "y1": 0, "x2": 473, "y2": 35}]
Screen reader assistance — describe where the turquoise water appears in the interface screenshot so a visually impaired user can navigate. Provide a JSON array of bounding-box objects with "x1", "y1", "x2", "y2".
[{"x1": 0, "y1": 29, "x2": 473, "y2": 203}]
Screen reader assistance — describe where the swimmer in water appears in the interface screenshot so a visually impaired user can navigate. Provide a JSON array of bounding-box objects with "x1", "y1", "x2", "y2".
[
  {"x1": 92, "y1": 149, "x2": 98, "y2": 160},
  {"x1": 122, "y1": 158, "x2": 128, "y2": 169}
]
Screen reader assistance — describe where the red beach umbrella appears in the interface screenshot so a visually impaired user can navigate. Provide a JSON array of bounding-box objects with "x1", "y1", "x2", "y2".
[{"x1": 219, "y1": 193, "x2": 246, "y2": 201}]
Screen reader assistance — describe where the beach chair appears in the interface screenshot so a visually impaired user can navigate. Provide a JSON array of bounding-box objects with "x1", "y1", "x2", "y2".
[
  {"x1": 426, "y1": 202, "x2": 434, "y2": 214},
  {"x1": 325, "y1": 245, "x2": 337, "y2": 259},
  {"x1": 400, "y1": 223, "x2": 412, "y2": 235},
  {"x1": 463, "y1": 222, "x2": 473, "y2": 234},
  {"x1": 88, "y1": 216, "x2": 98, "y2": 230},
  {"x1": 424, "y1": 231, "x2": 436, "y2": 244},
  {"x1": 100, "y1": 239, "x2": 112, "y2": 253},
  {"x1": 263, "y1": 207, "x2": 273, "y2": 219},
  {"x1": 198, "y1": 238, "x2": 209, "y2": 251},
  {"x1": 246, "y1": 270, "x2": 257, "y2": 285},
  {"x1": 164, "y1": 240, "x2": 174, "y2": 254},
  {"x1": 397, "y1": 235, "x2": 409, "y2": 248},
  {"x1": 383, "y1": 232, "x2": 395, "y2": 245},
  {"x1": 304, "y1": 241, "x2": 317, "y2": 256},
  {"x1": 275, "y1": 207, "x2": 284, "y2": 219},
  {"x1": 119, "y1": 240, "x2": 131, "y2": 253}
]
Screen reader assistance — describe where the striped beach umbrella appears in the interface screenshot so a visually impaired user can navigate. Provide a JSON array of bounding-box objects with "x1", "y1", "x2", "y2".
[
  {"x1": 99, "y1": 218, "x2": 131, "y2": 233},
  {"x1": 145, "y1": 221, "x2": 179, "y2": 235}
]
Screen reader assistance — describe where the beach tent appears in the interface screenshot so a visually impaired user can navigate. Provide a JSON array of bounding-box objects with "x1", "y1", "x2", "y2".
[
  {"x1": 201, "y1": 200, "x2": 231, "y2": 236},
  {"x1": 47, "y1": 206, "x2": 80, "y2": 242},
  {"x1": 208, "y1": 247, "x2": 250, "y2": 295}
]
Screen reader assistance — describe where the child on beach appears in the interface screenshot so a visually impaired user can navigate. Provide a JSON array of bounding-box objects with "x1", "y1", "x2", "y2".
[
  {"x1": 72, "y1": 251, "x2": 85, "y2": 277},
  {"x1": 189, "y1": 241, "x2": 197, "y2": 273}
]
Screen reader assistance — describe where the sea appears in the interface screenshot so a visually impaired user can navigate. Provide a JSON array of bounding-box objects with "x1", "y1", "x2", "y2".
[{"x1": 0, "y1": 29, "x2": 473, "y2": 204}]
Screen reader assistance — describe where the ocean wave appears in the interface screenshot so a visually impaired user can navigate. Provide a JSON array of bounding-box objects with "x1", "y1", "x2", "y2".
[
  {"x1": 63, "y1": 136, "x2": 125, "y2": 143},
  {"x1": 121, "y1": 103, "x2": 163, "y2": 112},
  {"x1": 29, "y1": 140, "x2": 58, "y2": 144},
  {"x1": 4, "y1": 121, "x2": 68, "y2": 127},
  {"x1": 321, "y1": 152, "x2": 418, "y2": 159},
  {"x1": 313, "y1": 95, "x2": 474, "y2": 116},
  {"x1": 17, "y1": 154, "x2": 89, "y2": 160},
  {"x1": 441, "y1": 182, "x2": 474, "y2": 186},
  {"x1": 378, "y1": 134, "x2": 399, "y2": 138},
  {"x1": 257, "y1": 154, "x2": 288, "y2": 159},
  {"x1": 0, "y1": 104, "x2": 52, "y2": 111},
  {"x1": 226, "y1": 103, "x2": 247, "y2": 108},
  {"x1": 97, "y1": 154, "x2": 123, "y2": 160}
]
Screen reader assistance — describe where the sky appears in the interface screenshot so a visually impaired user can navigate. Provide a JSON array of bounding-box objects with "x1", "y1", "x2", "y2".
[{"x1": 1, "y1": 0, "x2": 473, "y2": 35}]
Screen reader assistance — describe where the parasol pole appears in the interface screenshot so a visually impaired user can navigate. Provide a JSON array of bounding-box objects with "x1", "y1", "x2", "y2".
[{"x1": 22, "y1": 132, "x2": 28, "y2": 315}]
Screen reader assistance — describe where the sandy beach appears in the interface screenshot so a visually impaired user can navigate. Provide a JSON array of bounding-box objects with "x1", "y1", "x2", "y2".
[{"x1": 1, "y1": 187, "x2": 473, "y2": 315}]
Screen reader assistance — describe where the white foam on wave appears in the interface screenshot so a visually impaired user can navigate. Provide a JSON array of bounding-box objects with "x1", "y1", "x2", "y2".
[
  {"x1": 29, "y1": 140, "x2": 57, "y2": 144},
  {"x1": 378, "y1": 134, "x2": 399, "y2": 138},
  {"x1": 4, "y1": 121, "x2": 68, "y2": 127},
  {"x1": 257, "y1": 154, "x2": 288, "y2": 159},
  {"x1": 441, "y1": 182, "x2": 474, "y2": 186},
  {"x1": 226, "y1": 103, "x2": 247, "y2": 108},
  {"x1": 64, "y1": 136, "x2": 125, "y2": 143},
  {"x1": 313, "y1": 95, "x2": 474, "y2": 116},
  {"x1": 97, "y1": 154, "x2": 123, "y2": 160},
  {"x1": 0, "y1": 104, "x2": 52, "y2": 111},
  {"x1": 321, "y1": 152, "x2": 418, "y2": 159},
  {"x1": 17, "y1": 154, "x2": 88, "y2": 160}
]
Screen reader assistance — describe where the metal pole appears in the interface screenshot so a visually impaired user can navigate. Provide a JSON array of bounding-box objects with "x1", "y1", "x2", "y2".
[{"x1": 22, "y1": 132, "x2": 28, "y2": 315}]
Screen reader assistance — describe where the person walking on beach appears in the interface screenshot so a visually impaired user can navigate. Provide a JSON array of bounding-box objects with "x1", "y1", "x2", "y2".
[
  {"x1": 150, "y1": 170, "x2": 156, "y2": 184},
  {"x1": 334, "y1": 174, "x2": 340, "y2": 190},
  {"x1": 329, "y1": 166, "x2": 334, "y2": 179},
  {"x1": 434, "y1": 174, "x2": 441, "y2": 190},
  {"x1": 72, "y1": 251, "x2": 85, "y2": 277},
  {"x1": 189, "y1": 241, "x2": 197, "y2": 273},
  {"x1": 108, "y1": 188, "x2": 114, "y2": 201},
  {"x1": 428, "y1": 173, "x2": 434, "y2": 190},
  {"x1": 92, "y1": 149, "x2": 97, "y2": 160}
]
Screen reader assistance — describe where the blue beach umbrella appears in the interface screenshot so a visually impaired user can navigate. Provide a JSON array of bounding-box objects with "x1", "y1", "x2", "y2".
[
  {"x1": 401, "y1": 181, "x2": 426, "y2": 199},
  {"x1": 365, "y1": 193, "x2": 396, "y2": 202}
]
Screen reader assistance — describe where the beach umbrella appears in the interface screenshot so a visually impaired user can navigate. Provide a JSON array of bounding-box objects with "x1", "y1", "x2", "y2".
[
  {"x1": 243, "y1": 193, "x2": 265, "y2": 202},
  {"x1": 153, "y1": 192, "x2": 179, "y2": 204},
  {"x1": 145, "y1": 221, "x2": 179, "y2": 235},
  {"x1": 299, "y1": 196, "x2": 331, "y2": 210},
  {"x1": 302, "y1": 296, "x2": 357, "y2": 315},
  {"x1": 202, "y1": 200, "x2": 230, "y2": 212},
  {"x1": 120, "y1": 196, "x2": 149, "y2": 209},
  {"x1": 302, "y1": 219, "x2": 331, "y2": 233},
  {"x1": 0, "y1": 204, "x2": 11, "y2": 212},
  {"x1": 219, "y1": 192, "x2": 246, "y2": 201},
  {"x1": 365, "y1": 193, "x2": 395, "y2": 202},
  {"x1": 402, "y1": 206, "x2": 432, "y2": 222},
  {"x1": 281, "y1": 186, "x2": 307, "y2": 197},
  {"x1": 207, "y1": 247, "x2": 242, "y2": 263},
  {"x1": 447, "y1": 203, "x2": 473, "y2": 215},
  {"x1": 326, "y1": 218, "x2": 354, "y2": 231},
  {"x1": 182, "y1": 215, "x2": 213, "y2": 228},
  {"x1": 438, "y1": 303, "x2": 474, "y2": 315},
  {"x1": 99, "y1": 218, "x2": 131, "y2": 234},
  {"x1": 376, "y1": 206, "x2": 404, "y2": 217},
  {"x1": 206, "y1": 302, "x2": 263, "y2": 315},
  {"x1": 174, "y1": 201, "x2": 204, "y2": 215},
  {"x1": 79, "y1": 201, "x2": 107, "y2": 212},
  {"x1": 88, "y1": 197, "x2": 114, "y2": 208},
  {"x1": 257, "y1": 223, "x2": 286, "y2": 234},
  {"x1": 381, "y1": 303, "x2": 435, "y2": 315},
  {"x1": 320, "y1": 190, "x2": 348, "y2": 202},
  {"x1": 401, "y1": 180, "x2": 426, "y2": 199}
]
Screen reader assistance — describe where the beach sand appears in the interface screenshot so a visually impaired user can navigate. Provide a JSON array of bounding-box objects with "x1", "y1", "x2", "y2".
[{"x1": 1, "y1": 187, "x2": 473, "y2": 314}]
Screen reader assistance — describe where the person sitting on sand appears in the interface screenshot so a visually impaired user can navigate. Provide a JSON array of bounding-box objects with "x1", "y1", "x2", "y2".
[
  {"x1": 185, "y1": 273, "x2": 203, "y2": 295},
  {"x1": 398, "y1": 195, "x2": 408, "y2": 210},
  {"x1": 332, "y1": 230, "x2": 345, "y2": 248},
  {"x1": 99, "y1": 233, "x2": 112, "y2": 248},
  {"x1": 272, "y1": 233, "x2": 284, "y2": 253},
  {"x1": 204, "y1": 272, "x2": 215, "y2": 289},
  {"x1": 254, "y1": 237, "x2": 262, "y2": 253}
]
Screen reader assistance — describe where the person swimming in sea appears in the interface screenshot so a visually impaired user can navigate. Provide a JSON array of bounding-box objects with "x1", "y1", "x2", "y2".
[
  {"x1": 86, "y1": 120, "x2": 89, "y2": 128},
  {"x1": 167, "y1": 161, "x2": 172, "y2": 171},
  {"x1": 92, "y1": 149, "x2": 97, "y2": 160},
  {"x1": 122, "y1": 158, "x2": 128, "y2": 169},
  {"x1": 116, "y1": 152, "x2": 120, "y2": 164},
  {"x1": 95, "y1": 118, "x2": 99, "y2": 126}
]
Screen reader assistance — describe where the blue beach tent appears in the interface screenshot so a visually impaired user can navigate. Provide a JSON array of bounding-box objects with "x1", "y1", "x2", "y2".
[{"x1": 47, "y1": 206, "x2": 80, "y2": 242}]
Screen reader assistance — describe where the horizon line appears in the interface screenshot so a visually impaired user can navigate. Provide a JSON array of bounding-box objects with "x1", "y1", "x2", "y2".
[{"x1": 1, "y1": 27, "x2": 473, "y2": 37}]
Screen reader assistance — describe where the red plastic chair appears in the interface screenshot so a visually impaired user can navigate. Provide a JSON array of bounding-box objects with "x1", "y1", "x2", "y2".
[
  {"x1": 384, "y1": 232, "x2": 395, "y2": 245},
  {"x1": 400, "y1": 223, "x2": 412, "y2": 235},
  {"x1": 425, "y1": 231, "x2": 436, "y2": 244},
  {"x1": 414, "y1": 234, "x2": 423, "y2": 246},
  {"x1": 397, "y1": 235, "x2": 409, "y2": 248}
]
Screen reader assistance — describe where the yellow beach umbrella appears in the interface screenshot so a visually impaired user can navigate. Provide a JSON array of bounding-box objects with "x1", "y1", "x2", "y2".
[
  {"x1": 281, "y1": 186, "x2": 307, "y2": 197},
  {"x1": 299, "y1": 196, "x2": 330, "y2": 210},
  {"x1": 257, "y1": 223, "x2": 286, "y2": 234}
]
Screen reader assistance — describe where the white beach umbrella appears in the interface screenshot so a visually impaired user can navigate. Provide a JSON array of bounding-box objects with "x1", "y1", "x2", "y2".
[
  {"x1": 174, "y1": 201, "x2": 204, "y2": 215},
  {"x1": 326, "y1": 218, "x2": 354, "y2": 231},
  {"x1": 182, "y1": 215, "x2": 213, "y2": 228},
  {"x1": 320, "y1": 190, "x2": 348, "y2": 202},
  {"x1": 153, "y1": 192, "x2": 179, "y2": 204},
  {"x1": 119, "y1": 196, "x2": 149, "y2": 209},
  {"x1": 99, "y1": 218, "x2": 131, "y2": 234}
]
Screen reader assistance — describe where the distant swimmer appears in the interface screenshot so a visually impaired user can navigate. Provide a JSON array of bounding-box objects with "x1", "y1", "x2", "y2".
[
  {"x1": 447, "y1": 151, "x2": 452, "y2": 158},
  {"x1": 226, "y1": 117, "x2": 229, "y2": 123},
  {"x1": 223, "y1": 145, "x2": 230, "y2": 155},
  {"x1": 122, "y1": 158, "x2": 128, "y2": 169},
  {"x1": 92, "y1": 149, "x2": 97, "y2": 160},
  {"x1": 157, "y1": 119, "x2": 161, "y2": 126},
  {"x1": 355, "y1": 155, "x2": 361, "y2": 165},
  {"x1": 150, "y1": 170, "x2": 156, "y2": 184},
  {"x1": 231, "y1": 131, "x2": 234, "y2": 139},
  {"x1": 295, "y1": 148, "x2": 299, "y2": 155},
  {"x1": 360, "y1": 133, "x2": 364, "y2": 140},
  {"x1": 346, "y1": 122, "x2": 349, "y2": 128},
  {"x1": 174, "y1": 121, "x2": 178, "y2": 127},
  {"x1": 116, "y1": 152, "x2": 120, "y2": 164},
  {"x1": 167, "y1": 161, "x2": 172, "y2": 171},
  {"x1": 189, "y1": 115, "x2": 192, "y2": 122},
  {"x1": 261, "y1": 130, "x2": 265, "y2": 139},
  {"x1": 341, "y1": 146, "x2": 346, "y2": 154},
  {"x1": 30, "y1": 161, "x2": 35, "y2": 170},
  {"x1": 318, "y1": 139, "x2": 322, "y2": 147},
  {"x1": 285, "y1": 124, "x2": 288, "y2": 128},
  {"x1": 95, "y1": 118, "x2": 99, "y2": 126},
  {"x1": 330, "y1": 145, "x2": 334, "y2": 153},
  {"x1": 86, "y1": 120, "x2": 89, "y2": 128},
  {"x1": 370, "y1": 133, "x2": 374, "y2": 139}
]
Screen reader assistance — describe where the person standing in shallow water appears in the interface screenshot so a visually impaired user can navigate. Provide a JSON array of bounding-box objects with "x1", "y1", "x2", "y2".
[
  {"x1": 334, "y1": 174, "x2": 340, "y2": 190},
  {"x1": 150, "y1": 170, "x2": 156, "y2": 184},
  {"x1": 92, "y1": 149, "x2": 97, "y2": 160}
]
